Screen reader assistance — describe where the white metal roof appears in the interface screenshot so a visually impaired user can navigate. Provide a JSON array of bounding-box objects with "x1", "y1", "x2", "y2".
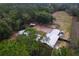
[{"x1": 41, "y1": 29, "x2": 61, "y2": 48}]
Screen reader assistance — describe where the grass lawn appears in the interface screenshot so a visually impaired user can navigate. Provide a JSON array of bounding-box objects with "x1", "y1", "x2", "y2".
[{"x1": 53, "y1": 11, "x2": 72, "y2": 40}]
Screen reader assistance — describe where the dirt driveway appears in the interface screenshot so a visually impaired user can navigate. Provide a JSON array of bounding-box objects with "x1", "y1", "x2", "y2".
[{"x1": 33, "y1": 25, "x2": 52, "y2": 33}]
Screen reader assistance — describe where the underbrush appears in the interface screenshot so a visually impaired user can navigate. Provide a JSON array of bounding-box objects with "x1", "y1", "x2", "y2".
[{"x1": 0, "y1": 27, "x2": 51, "y2": 56}]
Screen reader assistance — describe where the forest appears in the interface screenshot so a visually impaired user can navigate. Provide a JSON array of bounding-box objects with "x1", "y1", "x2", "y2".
[{"x1": 0, "y1": 3, "x2": 79, "y2": 56}]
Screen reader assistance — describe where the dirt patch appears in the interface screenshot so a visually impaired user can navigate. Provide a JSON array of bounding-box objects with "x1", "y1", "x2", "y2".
[
  {"x1": 10, "y1": 32, "x2": 18, "y2": 40},
  {"x1": 33, "y1": 25, "x2": 52, "y2": 33}
]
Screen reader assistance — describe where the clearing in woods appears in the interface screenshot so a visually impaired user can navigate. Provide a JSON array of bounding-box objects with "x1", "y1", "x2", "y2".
[{"x1": 34, "y1": 11, "x2": 72, "y2": 48}]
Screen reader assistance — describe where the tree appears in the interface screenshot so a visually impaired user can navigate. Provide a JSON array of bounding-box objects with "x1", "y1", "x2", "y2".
[
  {"x1": 35, "y1": 11, "x2": 53, "y2": 24},
  {"x1": 0, "y1": 20, "x2": 12, "y2": 39},
  {"x1": 22, "y1": 13, "x2": 31, "y2": 24}
]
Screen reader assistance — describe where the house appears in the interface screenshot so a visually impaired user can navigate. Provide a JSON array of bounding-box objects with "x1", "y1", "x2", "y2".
[{"x1": 40, "y1": 29, "x2": 64, "y2": 48}]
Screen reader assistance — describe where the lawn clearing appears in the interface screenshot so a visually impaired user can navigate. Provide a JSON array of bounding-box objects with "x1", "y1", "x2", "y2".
[{"x1": 53, "y1": 11, "x2": 72, "y2": 40}]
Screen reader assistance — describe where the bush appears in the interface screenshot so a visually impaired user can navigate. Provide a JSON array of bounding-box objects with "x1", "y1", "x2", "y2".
[{"x1": 0, "y1": 27, "x2": 40, "y2": 55}]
